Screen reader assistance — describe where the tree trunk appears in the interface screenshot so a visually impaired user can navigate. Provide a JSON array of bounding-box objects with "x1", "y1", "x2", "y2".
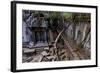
[
  {"x1": 53, "y1": 28, "x2": 65, "y2": 48},
  {"x1": 81, "y1": 28, "x2": 91, "y2": 45},
  {"x1": 81, "y1": 24, "x2": 87, "y2": 42}
]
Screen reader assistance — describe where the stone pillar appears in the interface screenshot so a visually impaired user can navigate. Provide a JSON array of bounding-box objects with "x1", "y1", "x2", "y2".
[
  {"x1": 35, "y1": 31, "x2": 37, "y2": 43},
  {"x1": 40, "y1": 31, "x2": 43, "y2": 43},
  {"x1": 37, "y1": 32, "x2": 40, "y2": 43},
  {"x1": 44, "y1": 31, "x2": 47, "y2": 43},
  {"x1": 32, "y1": 31, "x2": 35, "y2": 44},
  {"x1": 46, "y1": 30, "x2": 48, "y2": 42},
  {"x1": 40, "y1": 31, "x2": 44, "y2": 43},
  {"x1": 49, "y1": 30, "x2": 54, "y2": 43}
]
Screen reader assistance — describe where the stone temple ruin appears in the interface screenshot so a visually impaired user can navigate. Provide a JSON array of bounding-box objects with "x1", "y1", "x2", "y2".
[{"x1": 22, "y1": 10, "x2": 91, "y2": 63}]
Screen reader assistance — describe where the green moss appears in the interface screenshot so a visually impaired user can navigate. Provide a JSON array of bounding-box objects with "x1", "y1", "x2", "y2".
[{"x1": 62, "y1": 12, "x2": 72, "y2": 19}]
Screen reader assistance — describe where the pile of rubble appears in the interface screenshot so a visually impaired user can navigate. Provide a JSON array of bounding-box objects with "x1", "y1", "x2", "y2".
[{"x1": 22, "y1": 46, "x2": 58, "y2": 63}]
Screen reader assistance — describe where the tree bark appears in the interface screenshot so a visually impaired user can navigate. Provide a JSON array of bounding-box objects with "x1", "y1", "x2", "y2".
[
  {"x1": 81, "y1": 28, "x2": 91, "y2": 45},
  {"x1": 53, "y1": 28, "x2": 65, "y2": 48}
]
